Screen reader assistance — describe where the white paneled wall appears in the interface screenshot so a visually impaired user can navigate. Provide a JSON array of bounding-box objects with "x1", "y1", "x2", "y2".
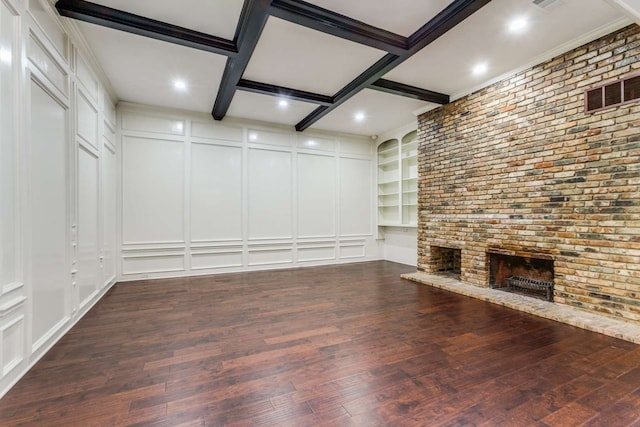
[
  {"x1": 297, "y1": 153, "x2": 335, "y2": 238},
  {"x1": 0, "y1": 0, "x2": 117, "y2": 398},
  {"x1": 0, "y1": 0, "x2": 23, "y2": 383},
  {"x1": 118, "y1": 105, "x2": 380, "y2": 280}
]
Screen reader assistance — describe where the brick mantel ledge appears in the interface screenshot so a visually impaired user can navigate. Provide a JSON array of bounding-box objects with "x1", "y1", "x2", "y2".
[{"x1": 402, "y1": 272, "x2": 640, "y2": 344}]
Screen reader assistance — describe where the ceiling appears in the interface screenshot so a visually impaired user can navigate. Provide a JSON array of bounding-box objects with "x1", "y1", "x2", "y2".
[{"x1": 57, "y1": 0, "x2": 634, "y2": 137}]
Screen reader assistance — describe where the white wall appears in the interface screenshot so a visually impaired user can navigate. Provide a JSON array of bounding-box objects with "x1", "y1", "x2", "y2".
[
  {"x1": 382, "y1": 227, "x2": 418, "y2": 266},
  {"x1": 0, "y1": 0, "x2": 117, "y2": 398},
  {"x1": 117, "y1": 104, "x2": 380, "y2": 280}
]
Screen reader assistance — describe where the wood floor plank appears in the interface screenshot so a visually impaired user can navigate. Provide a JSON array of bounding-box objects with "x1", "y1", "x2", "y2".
[
  {"x1": 1, "y1": 261, "x2": 639, "y2": 426},
  {"x1": 263, "y1": 326, "x2": 340, "y2": 345}
]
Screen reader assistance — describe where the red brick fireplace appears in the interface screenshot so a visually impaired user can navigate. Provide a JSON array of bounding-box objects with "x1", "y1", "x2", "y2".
[{"x1": 416, "y1": 25, "x2": 640, "y2": 324}]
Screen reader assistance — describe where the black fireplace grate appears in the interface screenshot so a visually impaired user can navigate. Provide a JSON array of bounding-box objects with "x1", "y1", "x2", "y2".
[{"x1": 506, "y1": 276, "x2": 554, "y2": 302}]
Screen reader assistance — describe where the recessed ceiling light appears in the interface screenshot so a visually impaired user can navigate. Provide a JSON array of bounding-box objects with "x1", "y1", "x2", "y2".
[
  {"x1": 173, "y1": 79, "x2": 188, "y2": 91},
  {"x1": 354, "y1": 112, "x2": 366, "y2": 122},
  {"x1": 472, "y1": 63, "x2": 488, "y2": 75},
  {"x1": 508, "y1": 17, "x2": 528, "y2": 33},
  {"x1": 0, "y1": 47, "x2": 11, "y2": 64},
  {"x1": 278, "y1": 99, "x2": 289, "y2": 109},
  {"x1": 249, "y1": 132, "x2": 258, "y2": 142}
]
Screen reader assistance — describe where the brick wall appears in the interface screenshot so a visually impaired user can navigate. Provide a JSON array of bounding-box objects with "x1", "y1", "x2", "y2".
[{"x1": 416, "y1": 24, "x2": 640, "y2": 323}]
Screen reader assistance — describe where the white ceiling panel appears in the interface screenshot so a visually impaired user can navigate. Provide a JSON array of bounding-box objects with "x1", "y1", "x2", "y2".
[
  {"x1": 243, "y1": 17, "x2": 386, "y2": 96},
  {"x1": 310, "y1": 89, "x2": 436, "y2": 136},
  {"x1": 307, "y1": 0, "x2": 453, "y2": 37},
  {"x1": 69, "y1": 0, "x2": 629, "y2": 137},
  {"x1": 89, "y1": 0, "x2": 244, "y2": 39},
  {"x1": 386, "y1": 0, "x2": 627, "y2": 97},
  {"x1": 226, "y1": 91, "x2": 319, "y2": 126},
  {"x1": 78, "y1": 23, "x2": 227, "y2": 113}
]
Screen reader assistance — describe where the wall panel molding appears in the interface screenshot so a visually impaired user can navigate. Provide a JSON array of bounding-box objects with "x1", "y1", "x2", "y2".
[
  {"x1": 30, "y1": 315, "x2": 69, "y2": 355},
  {"x1": 0, "y1": 296, "x2": 26, "y2": 318},
  {"x1": 1, "y1": 282, "x2": 24, "y2": 296},
  {"x1": 0, "y1": 0, "x2": 119, "y2": 398},
  {"x1": 26, "y1": 0, "x2": 68, "y2": 60},
  {"x1": 1, "y1": 315, "x2": 24, "y2": 378},
  {"x1": 27, "y1": 30, "x2": 68, "y2": 97},
  {"x1": 74, "y1": 49, "x2": 98, "y2": 101},
  {"x1": 76, "y1": 87, "x2": 99, "y2": 150},
  {"x1": 117, "y1": 105, "x2": 381, "y2": 281},
  {"x1": 122, "y1": 251, "x2": 185, "y2": 275},
  {"x1": 122, "y1": 135, "x2": 185, "y2": 244}
]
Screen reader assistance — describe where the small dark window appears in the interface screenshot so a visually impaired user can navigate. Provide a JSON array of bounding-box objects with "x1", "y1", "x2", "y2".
[
  {"x1": 586, "y1": 88, "x2": 603, "y2": 111},
  {"x1": 605, "y1": 82, "x2": 621, "y2": 106},
  {"x1": 624, "y1": 75, "x2": 640, "y2": 102}
]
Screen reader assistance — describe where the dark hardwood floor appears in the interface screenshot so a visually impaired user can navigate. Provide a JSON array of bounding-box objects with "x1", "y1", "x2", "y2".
[{"x1": 1, "y1": 261, "x2": 640, "y2": 426}]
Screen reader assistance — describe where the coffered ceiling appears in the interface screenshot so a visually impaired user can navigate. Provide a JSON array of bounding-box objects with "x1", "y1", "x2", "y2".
[{"x1": 55, "y1": 0, "x2": 633, "y2": 136}]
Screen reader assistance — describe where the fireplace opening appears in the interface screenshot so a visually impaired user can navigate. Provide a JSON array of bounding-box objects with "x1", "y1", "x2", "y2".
[
  {"x1": 489, "y1": 253, "x2": 554, "y2": 302},
  {"x1": 431, "y1": 246, "x2": 461, "y2": 280}
]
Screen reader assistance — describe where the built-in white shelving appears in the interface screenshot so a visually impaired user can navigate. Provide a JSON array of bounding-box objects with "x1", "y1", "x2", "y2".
[{"x1": 377, "y1": 129, "x2": 418, "y2": 227}]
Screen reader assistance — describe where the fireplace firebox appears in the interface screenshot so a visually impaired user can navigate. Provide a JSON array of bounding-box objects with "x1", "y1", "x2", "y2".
[
  {"x1": 430, "y1": 246, "x2": 461, "y2": 280},
  {"x1": 489, "y1": 252, "x2": 554, "y2": 302}
]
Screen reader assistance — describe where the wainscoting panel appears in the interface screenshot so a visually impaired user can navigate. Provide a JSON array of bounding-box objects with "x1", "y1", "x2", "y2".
[
  {"x1": 248, "y1": 246, "x2": 294, "y2": 267},
  {"x1": 190, "y1": 241, "x2": 244, "y2": 270},
  {"x1": 297, "y1": 153, "x2": 335, "y2": 239},
  {"x1": 248, "y1": 128, "x2": 295, "y2": 147},
  {"x1": 339, "y1": 241, "x2": 367, "y2": 259},
  {"x1": 0, "y1": 0, "x2": 17, "y2": 301},
  {"x1": 1, "y1": 315, "x2": 24, "y2": 377},
  {"x1": 117, "y1": 105, "x2": 380, "y2": 281},
  {"x1": 191, "y1": 142, "x2": 242, "y2": 242},
  {"x1": 340, "y1": 157, "x2": 373, "y2": 237},
  {"x1": 122, "y1": 252, "x2": 185, "y2": 275},
  {"x1": 248, "y1": 148, "x2": 293, "y2": 240},
  {"x1": 102, "y1": 135, "x2": 117, "y2": 285},
  {"x1": 77, "y1": 145, "x2": 100, "y2": 308},
  {"x1": 297, "y1": 245, "x2": 336, "y2": 263},
  {"x1": 27, "y1": 0, "x2": 67, "y2": 58},
  {"x1": 28, "y1": 75, "x2": 68, "y2": 348},
  {"x1": 122, "y1": 111, "x2": 185, "y2": 136},
  {"x1": 0, "y1": 0, "x2": 118, "y2": 400},
  {"x1": 122, "y1": 136, "x2": 184, "y2": 244},
  {"x1": 76, "y1": 88, "x2": 99, "y2": 150},
  {"x1": 191, "y1": 121, "x2": 242, "y2": 142},
  {"x1": 27, "y1": 32, "x2": 67, "y2": 96},
  {"x1": 75, "y1": 52, "x2": 98, "y2": 102},
  {"x1": 191, "y1": 248, "x2": 244, "y2": 270},
  {"x1": 296, "y1": 135, "x2": 336, "y2": 152}
]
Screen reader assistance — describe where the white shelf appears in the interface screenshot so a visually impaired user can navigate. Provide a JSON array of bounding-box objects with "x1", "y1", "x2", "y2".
[
  {"x1": 402, "y1": 140, "x2": 418, "y2": 148},
  {"x1": 377, "y1": 131, "x2": 418, "y2": 227},
  {"x1": 378, "y1": 146, "x2": 398, "y2": 155},
  {"x1": 378, "y1": 179, "x2": 399, "y2": 186},
  {"x1": 378, "y1": 157, "x2": 400, "y2": 167}
]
